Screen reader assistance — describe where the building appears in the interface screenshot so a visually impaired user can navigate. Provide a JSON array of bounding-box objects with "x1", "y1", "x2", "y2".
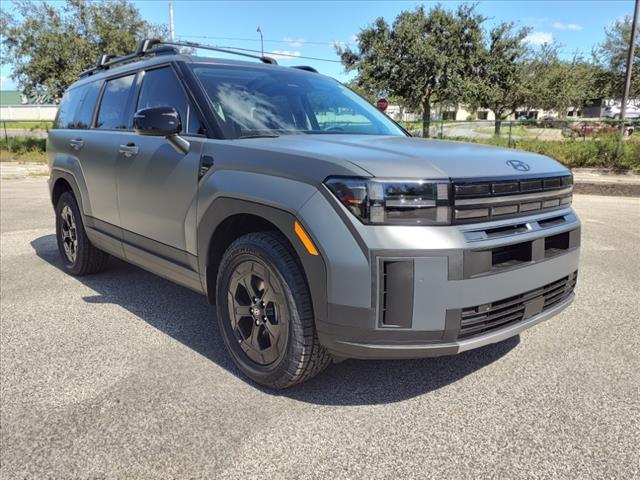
[{"x1": 0, "y1": 90, "x2": 58, "y2": 121}]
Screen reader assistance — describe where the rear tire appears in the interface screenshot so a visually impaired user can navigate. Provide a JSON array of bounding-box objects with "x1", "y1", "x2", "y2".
[
  {"x1": 55, "y1": 191, "x2": 109, "y2": 276},
  {"x1": 216, "y1": 231, "x2": 331, "y2": 389}
]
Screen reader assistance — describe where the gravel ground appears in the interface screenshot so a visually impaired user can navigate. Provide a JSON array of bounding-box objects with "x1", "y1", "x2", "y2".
[{"x1": 1, "y1": 177, "x2": 639, "y2": 479}]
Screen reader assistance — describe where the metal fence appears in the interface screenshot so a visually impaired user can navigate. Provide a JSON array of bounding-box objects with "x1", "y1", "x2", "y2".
[{"x1": 401, "y1": 118, "x2": 640, "y2": 145}]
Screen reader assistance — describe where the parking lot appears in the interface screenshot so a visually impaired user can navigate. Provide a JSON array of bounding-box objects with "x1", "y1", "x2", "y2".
[{"x1": 1, "y1": 177, "x2": 639, "y2": 479}]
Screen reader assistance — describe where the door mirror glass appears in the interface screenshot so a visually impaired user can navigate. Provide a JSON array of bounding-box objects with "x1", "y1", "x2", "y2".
[{"x1": 133, "y1": 106, "x2": 182, "y2": 137}]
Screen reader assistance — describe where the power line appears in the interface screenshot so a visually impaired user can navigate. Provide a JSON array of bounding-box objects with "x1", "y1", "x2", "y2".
[
  {"x1": 177, "y1": 39, "x2": 344, "y2": 63},
  {"x1": 176, "y1": 33, "x2": 354, "y2": 48}
]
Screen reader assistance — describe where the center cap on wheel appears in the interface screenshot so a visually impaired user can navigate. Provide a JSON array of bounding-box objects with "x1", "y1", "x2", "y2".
[{"x1": 250, "y1": 306, "x2": 262, "y2": 318}]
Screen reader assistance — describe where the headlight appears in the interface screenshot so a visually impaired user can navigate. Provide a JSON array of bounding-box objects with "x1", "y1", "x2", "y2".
[{"x1": 324, "y1": 177, "x2": 451, "y2": 225}]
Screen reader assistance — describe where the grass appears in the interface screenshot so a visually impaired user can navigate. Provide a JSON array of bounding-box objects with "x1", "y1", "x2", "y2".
[
  {"x1": 442, "y1": 134, "x2": 640, "y2": 171},
  {"x1": 0, "y1": 136, "x2": 47, "y2": 163},
  {"x1": 2, "y1": 121, "x2": 53, "y2": 130}
]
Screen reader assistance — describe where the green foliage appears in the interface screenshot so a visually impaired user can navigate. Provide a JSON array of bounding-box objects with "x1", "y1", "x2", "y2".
[
  {"x1": 0, "y1": 135, "x2": 47, "y2": 162},
  {"x1": 474, "y1": 22, "x2": 531, "y2": 133},
  {"x1": 445, "y1": 135, "x2": 640, "y2": 171},
  {"x1": 1, "y1": 0, "x2": 166, "y2": 99},
  {"x1": 337, "y1": 4, "x2": 485, "y2": 137},
  {"x1": 594, "y1": 15, "x2": 640, "y2": 98},
  {"x1": 524, "y1": 45, "x2": 602, "y2": 118}
]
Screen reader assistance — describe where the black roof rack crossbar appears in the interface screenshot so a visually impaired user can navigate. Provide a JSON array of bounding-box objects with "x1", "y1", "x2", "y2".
[
  {"x1": 79, "y1": 38, "x2": 279, "y2": 78},
  {"x1": 159, "y1": 39, "x2": 279, "y2": 65}
]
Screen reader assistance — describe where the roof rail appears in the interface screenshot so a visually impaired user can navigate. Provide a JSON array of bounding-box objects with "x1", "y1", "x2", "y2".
[
  {"x1": 291, "y1": 66, "x2": 318, "y2": 73},
  {"x1": 79, "y1": 38, "x2": 278, "y2": 78}
]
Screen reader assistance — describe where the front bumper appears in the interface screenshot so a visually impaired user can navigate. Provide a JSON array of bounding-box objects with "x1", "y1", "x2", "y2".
[
  {"x1": 300, "y1": 191, "x2": 581, "y2": 359},
  {"x1": 323, "y1": 292, "x2": 574, "y2": 359}
]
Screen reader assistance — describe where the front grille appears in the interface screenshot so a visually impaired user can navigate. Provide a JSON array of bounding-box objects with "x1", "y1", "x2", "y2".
[
  {"x1": 458, "y1": 271, "x2": 577, "y2": 339},
  {"x1": 452, "y1": 174, "x2": 573, "y2": 223}
]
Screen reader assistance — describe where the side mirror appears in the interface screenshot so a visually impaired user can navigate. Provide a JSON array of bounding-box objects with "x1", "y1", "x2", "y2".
[
  {"x1": 133, "y1": 106, "x2": 190, "y2": 154},
  {"x1": 134, "y1": 106, "x2": 181, "y2": 136}
]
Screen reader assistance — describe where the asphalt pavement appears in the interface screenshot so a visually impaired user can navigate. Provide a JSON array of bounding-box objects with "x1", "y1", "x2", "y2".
[{"x1": 1, "y1": 177, "x2": 639, "y2": 479}]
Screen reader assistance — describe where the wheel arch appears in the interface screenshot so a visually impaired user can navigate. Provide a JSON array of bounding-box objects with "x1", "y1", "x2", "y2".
[
  {"x1": 198, "y1": 197, "x2": 328, "y2": 325},
  {"x1": 49, "y1": 169, "x2": 91, "y2": 217}
]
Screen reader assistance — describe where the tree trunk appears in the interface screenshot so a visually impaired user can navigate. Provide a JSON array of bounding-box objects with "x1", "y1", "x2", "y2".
[
  {"x1": 493, "y1": 113, "x2": 502, "y2": 135},
  {"x1": 422, "y1": 101, "x2": 431, "y2": 138}
]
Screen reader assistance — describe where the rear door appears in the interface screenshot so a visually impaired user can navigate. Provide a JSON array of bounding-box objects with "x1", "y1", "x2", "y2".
[
  {"x1": 114, "y1": 64, "x2": 204, "y2": 263},
  {"x1": 81, "y1": 73, "x2": 138, "y2": 227}
]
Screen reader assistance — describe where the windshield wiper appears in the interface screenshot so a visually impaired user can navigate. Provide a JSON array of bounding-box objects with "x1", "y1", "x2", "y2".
[{"x1": 237, "y1": 133, "x2": 280, "y2": 139}]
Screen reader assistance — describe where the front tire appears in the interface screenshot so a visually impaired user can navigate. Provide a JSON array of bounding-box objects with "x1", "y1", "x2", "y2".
[
  {"x1": 216, "y1": 231, "x2": 331, "y2": 389},
  {"x1": 55, "y1": 191, "x2": 109, "y2": 276}
]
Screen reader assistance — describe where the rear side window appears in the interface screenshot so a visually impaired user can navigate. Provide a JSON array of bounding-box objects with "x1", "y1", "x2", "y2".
[
  {"x1": 96, "y1": 74, "x2": 135, "y2": 129},
  {"x1": 54, "y1": 87, "x2": 85, "y2": 129},
  {"x1": 74, "y1": 81, "x2": 102, "y2": 129},
  {"x1": 136, "y1": 67, "x2": 203, "y2": 134}
]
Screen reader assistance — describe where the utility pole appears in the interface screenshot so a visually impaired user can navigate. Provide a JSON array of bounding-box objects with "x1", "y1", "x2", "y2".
[
  {"x1": 169, "y1": 0, "x2": 175, "y2": 41},
  {"x1": 620, "y1": 0, "x2": 639, "y2": 120},
  {"x1": 257, "y1": 26, "x2": 264, "y2": 57}
]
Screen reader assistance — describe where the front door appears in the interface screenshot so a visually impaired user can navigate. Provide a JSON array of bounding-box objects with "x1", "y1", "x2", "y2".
[{"x1": 114, "y1": 65, "x2": 204, "y2": 268}]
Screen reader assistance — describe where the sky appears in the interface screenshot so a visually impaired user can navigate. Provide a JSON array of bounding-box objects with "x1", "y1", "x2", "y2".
[{"x1": 0, "y1": 0, "x2": 636, "y2": 90}]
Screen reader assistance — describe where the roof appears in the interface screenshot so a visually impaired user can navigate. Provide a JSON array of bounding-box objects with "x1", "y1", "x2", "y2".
[
  {"x1": 70, "y1": 52, "x2": 320, "y2": 91},
  {"x1": 0, "y1": 91, "x2": 23, "y2": 106}
]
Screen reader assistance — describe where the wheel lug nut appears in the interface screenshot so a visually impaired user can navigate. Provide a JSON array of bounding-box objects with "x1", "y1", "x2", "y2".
[{"x1": 255, "y1": 320, "x2": 260, "y2": 326}]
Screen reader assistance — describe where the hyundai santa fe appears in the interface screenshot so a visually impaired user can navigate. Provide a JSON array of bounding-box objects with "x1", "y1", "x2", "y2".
[{"x1": 48, "y1": 39, "x2": 580, "y2": 389}]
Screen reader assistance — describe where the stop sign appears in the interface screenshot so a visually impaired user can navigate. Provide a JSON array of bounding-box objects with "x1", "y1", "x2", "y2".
[{"x1": 376, "y1": 97, "x2": 388, "y2": 112}]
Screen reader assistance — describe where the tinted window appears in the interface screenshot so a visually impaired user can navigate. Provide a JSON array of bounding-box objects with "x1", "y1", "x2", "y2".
[
  {"x1": 96, "y1": 74, "x2": 135, "y2": 129},
  {"x1": 190, "y1": 65, "x2": 405, "y2": 138},
  {"x1": 54, "y1": 87, "x2": 85, "y2": 129},
  {"x1": 74, "y1": 81, "x2": 102, "y2": 129},
  {"x1": 137, "y1": 67, "x2": 191, "y2": 133}
]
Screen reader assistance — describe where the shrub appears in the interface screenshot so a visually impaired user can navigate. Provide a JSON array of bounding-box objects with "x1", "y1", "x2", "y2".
[
  {"x1": 442, "y1": 134, "x2": 640, "y2": 171},
  {"x1": 0, "y1": 136, "x2": 47, "y2": 163}
]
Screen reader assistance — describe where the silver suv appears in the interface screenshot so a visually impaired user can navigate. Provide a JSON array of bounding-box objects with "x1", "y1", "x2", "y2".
[{"x1": 48, "y1": 39, "x2": 580, "y2": 389}]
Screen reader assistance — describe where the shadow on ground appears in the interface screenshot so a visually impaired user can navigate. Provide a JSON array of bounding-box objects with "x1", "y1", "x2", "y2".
[{"x1": 32, "y1": 234, "x2": 518, "y2": 405}]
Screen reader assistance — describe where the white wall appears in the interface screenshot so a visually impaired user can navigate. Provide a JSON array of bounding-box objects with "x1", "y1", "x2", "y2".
[{"x1": 0, "y1": 105, "x2": 58, "y2": 121}]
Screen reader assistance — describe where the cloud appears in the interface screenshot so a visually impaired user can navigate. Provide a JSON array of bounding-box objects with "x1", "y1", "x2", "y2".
[
  {"x1": 524, "y1": 31, "x2": 554, "y2": 45},
  {"x1": 269, "y1": 50, "x2": 302, "y2": 61},
  {"x1": 283, "y1": 37, "x2": 304, "y2": 47},
  {"x1": 553, "y1": 22, "x2": 583, "y2": 31}
]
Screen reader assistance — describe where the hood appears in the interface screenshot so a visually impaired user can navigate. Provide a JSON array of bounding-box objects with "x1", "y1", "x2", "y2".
[{"x1": 245, "y1": 134, "x2": 568, "y2": 180}]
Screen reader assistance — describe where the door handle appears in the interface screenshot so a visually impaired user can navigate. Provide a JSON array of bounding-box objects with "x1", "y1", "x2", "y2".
[
  {"x1": 69, "y1": 138, "x2": 84, "y2": 151},
  {"x1": 118, "y1": 143, "x2": 139, "y2": 158}
]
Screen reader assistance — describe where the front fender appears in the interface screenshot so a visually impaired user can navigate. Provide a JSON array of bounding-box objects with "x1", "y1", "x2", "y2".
[{"x1": 196, "y1": 170, "x2": 328, "y2": 324}]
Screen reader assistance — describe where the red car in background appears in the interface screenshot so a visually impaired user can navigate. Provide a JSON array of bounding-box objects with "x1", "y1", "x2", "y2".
[{"x1": 564, "y1": 121, "x2": 634, "y2": 137}]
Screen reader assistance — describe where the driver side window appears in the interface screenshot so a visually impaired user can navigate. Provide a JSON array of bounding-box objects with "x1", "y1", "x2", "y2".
[{"x1": 136, "y1": 67, "x2": 204, "y2": 135}]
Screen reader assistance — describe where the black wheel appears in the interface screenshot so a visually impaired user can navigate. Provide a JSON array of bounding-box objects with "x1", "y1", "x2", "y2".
[
  {"x1": 216, "y1": 231, "x2": 331, "y2": 389},
  {"x1": 55, "y1": 191, "x2": 109, "y2": 276}
]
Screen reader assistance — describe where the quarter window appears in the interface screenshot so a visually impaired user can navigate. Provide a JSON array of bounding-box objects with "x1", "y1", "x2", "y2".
[
  {"x1": 54, "y1": 87, "x2": 85, "y2": 129},
  {"x1": 96, "y1": 74, "x2": 136, "y2": 129},
  {"x1": 74, "y1": 81, "x2": 101, "y2": 129}
]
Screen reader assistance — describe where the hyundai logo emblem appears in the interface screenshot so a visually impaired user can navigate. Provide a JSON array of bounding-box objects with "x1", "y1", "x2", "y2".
[{"x1": 506, "y1": 160, "x2": 531, "y2": 172}]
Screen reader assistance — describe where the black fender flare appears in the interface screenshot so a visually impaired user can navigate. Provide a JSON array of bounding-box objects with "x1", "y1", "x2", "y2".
[
  {"x1": 49, "y1": 168, "x2": 91, "y2": 218},
  {"x1": 197, "y1": 196, "x2": 328, "y2": 325}
]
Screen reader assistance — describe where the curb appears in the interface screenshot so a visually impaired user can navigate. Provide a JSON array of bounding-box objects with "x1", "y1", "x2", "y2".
[
  {"x1": 572, "y1": 168, "x2": 640, "y2": 197},
  {"x1": 573, "y1": 182, "x2": 640, "y2": 197}
]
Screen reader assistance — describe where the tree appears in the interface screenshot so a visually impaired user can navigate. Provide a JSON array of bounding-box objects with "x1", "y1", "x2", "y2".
[
  {"x1": 1, "y1": 0, "x2": 165, "y2": 99},
  {"x1": 595, "y1": 15, "x2": 640, "y2": 99},
  {"x1": 525, "y1": 45, "x2": 600, "y2": 118},
  {"x1": 474, "y1": 22, "x2": 530, "y2": 134},
  {"x1": 337, "y1": 4, "x2": 485, "y2": 137}
]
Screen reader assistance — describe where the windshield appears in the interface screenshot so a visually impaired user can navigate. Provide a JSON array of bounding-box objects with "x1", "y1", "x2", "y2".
[{"x1": 190, "y1": 64, "x2": 406, "y2": 139}]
